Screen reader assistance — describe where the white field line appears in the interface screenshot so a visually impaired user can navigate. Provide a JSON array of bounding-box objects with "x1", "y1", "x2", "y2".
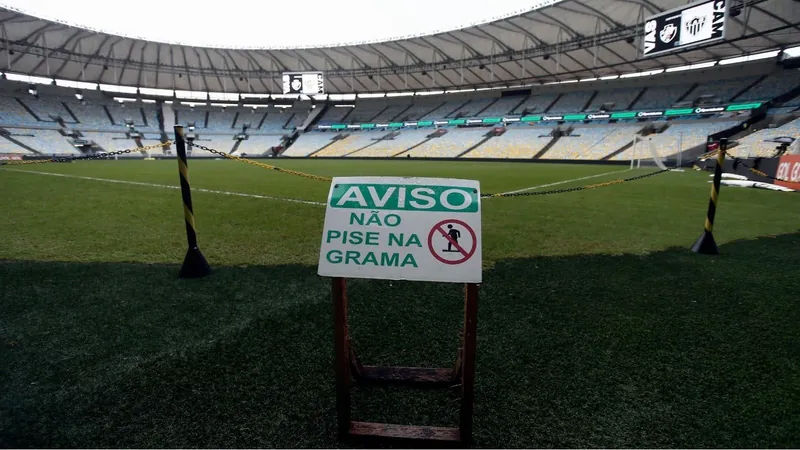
[
  {"x1": 2, "y1": 168, "x2": 325, "y2": 206},
  {"x1": 489, "y1": 168, "x2": 631, "y2": 197}
]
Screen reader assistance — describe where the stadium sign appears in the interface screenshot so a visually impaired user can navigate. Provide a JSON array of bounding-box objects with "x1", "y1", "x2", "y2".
[
  {"x1": 637, "y1": 111, "x2": 664, "y2": 117},
  {"x1": 316, "y1": 102, "x2": 761, "y2": 131},
  {"x1": 643, "y1": 0, "x2": 728, "y2": 57},
  {"x1": 282, "y1": 71, "x2": 325, "y2": 95},
  {"x1": 695, "y1": 106, "x2": 725, "y2": 113},
  {"x1": 318, "y1": 177, "x2": 482, "y2": 283}
]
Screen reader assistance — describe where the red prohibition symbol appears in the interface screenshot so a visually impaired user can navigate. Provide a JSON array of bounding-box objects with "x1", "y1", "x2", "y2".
[{"x1": 427, "y1": 219, "x2": 477, "y2": 265}]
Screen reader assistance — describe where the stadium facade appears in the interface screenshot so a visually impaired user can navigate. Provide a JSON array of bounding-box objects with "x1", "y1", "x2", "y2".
[{"x1": 0, "y1": 0, "x2": 798, "y2": 162}]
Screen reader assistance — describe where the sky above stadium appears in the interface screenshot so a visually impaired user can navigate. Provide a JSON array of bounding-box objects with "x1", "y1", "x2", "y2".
[{"x1": 0, "y1": 0, "x2": 559, "y2": 48}]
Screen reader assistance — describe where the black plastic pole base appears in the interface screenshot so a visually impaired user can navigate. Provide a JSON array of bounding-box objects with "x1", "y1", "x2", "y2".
[
  {"x1": 179, "y1": 246, "x2": 212, "y2": 278},
  {"x1": 691, "y1": 230, "x2": 719, "y2": 255}
]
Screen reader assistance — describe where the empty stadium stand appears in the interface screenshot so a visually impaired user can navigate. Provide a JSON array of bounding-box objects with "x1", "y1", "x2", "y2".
[
  {"x1": 732, "y1": 117, "x2": 800, "y2": 157},
  {"x1": 1, "y1": 62, "x2": 799, "y2": 162}
]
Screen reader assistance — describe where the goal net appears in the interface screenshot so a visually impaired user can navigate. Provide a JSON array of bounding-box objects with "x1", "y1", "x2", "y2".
[{"x1": 630, "y1": 135, "x2": 677, "y2": 170}]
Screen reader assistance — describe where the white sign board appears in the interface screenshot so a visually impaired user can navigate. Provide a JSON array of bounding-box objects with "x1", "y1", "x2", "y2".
[{"x1": 318, "y1": 177, "x2": 482, "y2": 283}]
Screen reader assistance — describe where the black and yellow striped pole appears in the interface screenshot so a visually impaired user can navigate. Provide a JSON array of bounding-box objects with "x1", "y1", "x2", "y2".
[
  {"x1": 691, "y1": 138, "x2": 728, "y2": 255},
  {"x1": 175, "y1": 125, "x2": 211, "y2": 278}
]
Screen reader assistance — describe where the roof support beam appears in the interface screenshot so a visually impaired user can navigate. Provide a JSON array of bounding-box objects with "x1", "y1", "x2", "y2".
[
  {"x1": 202, "y1": 48, "x2": 224, "y2": 93},
  {"x1": 78, "y1": 34, "x2": 113, "y2": 80},
  {"x1": 117, "y1": 40, "x2": 138, "y2": 85},
  {"x1": 50, "y1": 33, "x2": 89, "y2": 80},
  {"x1": 137, "y1": 42, "x2": 148, "y2": 87}
]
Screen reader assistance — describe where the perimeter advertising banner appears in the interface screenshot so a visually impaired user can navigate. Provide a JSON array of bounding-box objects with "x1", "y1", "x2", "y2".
[
  {"x1": 643, "y1": 0, "x2": 728, "y2": 57},
  {"x1": 775, "y1": 155, "x2": 800, "y2": 190}
]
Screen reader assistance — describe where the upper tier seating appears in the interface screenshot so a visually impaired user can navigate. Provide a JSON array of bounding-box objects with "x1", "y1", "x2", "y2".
[
  {"x1": 69, "y1": 101, "x2": 116, "y2": 129},
  {"x1": 317, "y1": 106, "x2": 353, "y2": 125},
  {"x1": 735, "y1": 69, "x2": 800, "y2": 102},
  {"x1": 425, "y1": 100, "x2": 466, "y2": 120},
  {"x1": 372, "y1": 101, "x2": 413, "y2": 122},
  {"x1": 176, "y1": 108, "x2": 207, "y2": 128},
  {"x1": 394, "y1": 99, "x2": 444, "y2": 121},
  {"x1": 448, "y1": 98, "x2": 495, "y2": 118},
  {"x1": 548, "y1": 91, "x2": 595, "y2": 113},
  {"x1": 692, "y1": 77, "x2": 759, "y2": 103},
  {"x1": 478, "y1": 97, "x2": 525, "y2": 117},
  {"x1": 633, "y1": 84, "x2": 694, "y2": 110},
  {"x1": 0, "y1": 96, "x2": 40, "y2": 126},
  {"x1": 19, "y1": 97, "x2": 74, "y2": 123},
  {"x1": 207, "y1": 108, "x2": 239, "y2": 131},
  {"x1": 348, "y1": 102, "x2": 388, "y2": 123},
  {"x1": 586, "y1": 88, "x2": 642, "y2": 112},
  {"x1": 511, "y1": 94, "x2": 559, "y2": 115}
]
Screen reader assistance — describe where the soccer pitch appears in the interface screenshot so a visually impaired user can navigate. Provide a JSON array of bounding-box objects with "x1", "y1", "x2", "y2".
[{"x1": 1, "y1": 159, "x2": 798, "y2": 448}]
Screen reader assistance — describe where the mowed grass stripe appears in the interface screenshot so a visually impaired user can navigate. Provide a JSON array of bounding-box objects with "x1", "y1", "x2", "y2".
[{"x1": 3, "y1": 168, "x2": 326, "y2": 206}]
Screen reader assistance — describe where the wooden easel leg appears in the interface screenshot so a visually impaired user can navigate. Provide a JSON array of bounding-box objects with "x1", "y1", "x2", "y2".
[
  {"x1": 332, "y1": 277, "x2": 351, "y2": 440},
  {"x1": 332, "y1": 280, "x2": 478, "y2": 447},
  {"x1": 459, "y1": 283, "x2": 479, "y2": 445}
]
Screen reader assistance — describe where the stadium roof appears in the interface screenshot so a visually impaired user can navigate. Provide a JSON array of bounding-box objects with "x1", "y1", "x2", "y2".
[{"x1": 1, "y1": 0, "x2": 799, "y2": 95}]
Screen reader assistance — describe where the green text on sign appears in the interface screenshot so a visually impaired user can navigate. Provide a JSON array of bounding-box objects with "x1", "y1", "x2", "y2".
[{"x1": 330, "y1": 184, "x2": 479, "y2": 213}]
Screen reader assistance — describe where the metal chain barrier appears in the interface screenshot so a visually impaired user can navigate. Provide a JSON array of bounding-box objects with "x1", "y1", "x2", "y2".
[
  {"x1": 3, "y1": 138, "x2": 791, "y2": 195},
  {"x1": 187, "y1": 142, "x2": 333, "y2": 183},
  {"x1": 0, "y1": 142, "x2": 172, "y2": 166},
  {"x1": 729, "y1": 155, "x2": 792, "y2": 183},
  {"x1": 482, "y1": 168, "x2": 672, "y2": 198}
]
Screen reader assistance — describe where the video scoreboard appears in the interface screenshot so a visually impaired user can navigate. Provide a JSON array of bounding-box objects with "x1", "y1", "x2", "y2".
[
  {"x1": 282, "y1": 72, "x2": 325, "y2": 95},
  {"x1": 642, "y1": 0, "x2": 728, "y2": 57}
]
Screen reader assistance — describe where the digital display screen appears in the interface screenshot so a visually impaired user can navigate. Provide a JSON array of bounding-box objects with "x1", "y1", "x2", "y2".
[
  {"x1": 282, "y1": 72, "x2": 325, "y2": 95},
  {"x1": 642, "y1": 0, "x2": 728, "y2": 57}
]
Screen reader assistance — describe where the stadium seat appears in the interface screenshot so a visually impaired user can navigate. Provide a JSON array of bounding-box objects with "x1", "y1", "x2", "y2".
[
  {"x1": 463, "y1": 127, "x2": 553, "y2": 159},
  {"x1": 405, "y1": 128, "x2": 490, "y2": 158},
  {"x1": 732, "y1": 117, "x2": 800, "y2": 157},
  {"x1": 283, "y1": 132, "x2": 339, "y2": 156},
  {"x1": 352, "y1": 130, "x2": 431, "y2": 157}
]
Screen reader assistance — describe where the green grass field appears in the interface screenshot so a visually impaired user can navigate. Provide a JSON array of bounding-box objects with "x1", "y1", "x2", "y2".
[{"x1": 1, "y1": 159, "x2": 798, "y2": 448}]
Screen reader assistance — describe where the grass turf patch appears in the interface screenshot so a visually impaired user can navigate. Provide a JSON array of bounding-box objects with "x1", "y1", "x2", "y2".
[{"x1": 1, "y1": 159, "x2": 798, "y2": 447}]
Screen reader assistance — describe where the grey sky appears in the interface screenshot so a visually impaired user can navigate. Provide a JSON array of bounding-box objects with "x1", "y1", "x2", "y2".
[{"x1": 0, "y1": 0, "x2": 558, "y2": 48}]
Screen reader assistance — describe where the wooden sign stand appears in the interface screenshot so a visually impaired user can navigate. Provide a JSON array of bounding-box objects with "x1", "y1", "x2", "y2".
[{"x1": 332, "y1": 277, "x2": 479, "y2": 447}]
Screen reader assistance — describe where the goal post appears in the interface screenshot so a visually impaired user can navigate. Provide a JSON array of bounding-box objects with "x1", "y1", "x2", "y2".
[{"x1": 633, "y1": 135, "x2": 671, "y2": 171}]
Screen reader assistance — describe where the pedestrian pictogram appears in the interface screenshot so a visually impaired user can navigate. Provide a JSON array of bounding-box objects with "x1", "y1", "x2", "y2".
[{"x1": 428, "y1": 219, "x2": 477, "y2": 265}]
